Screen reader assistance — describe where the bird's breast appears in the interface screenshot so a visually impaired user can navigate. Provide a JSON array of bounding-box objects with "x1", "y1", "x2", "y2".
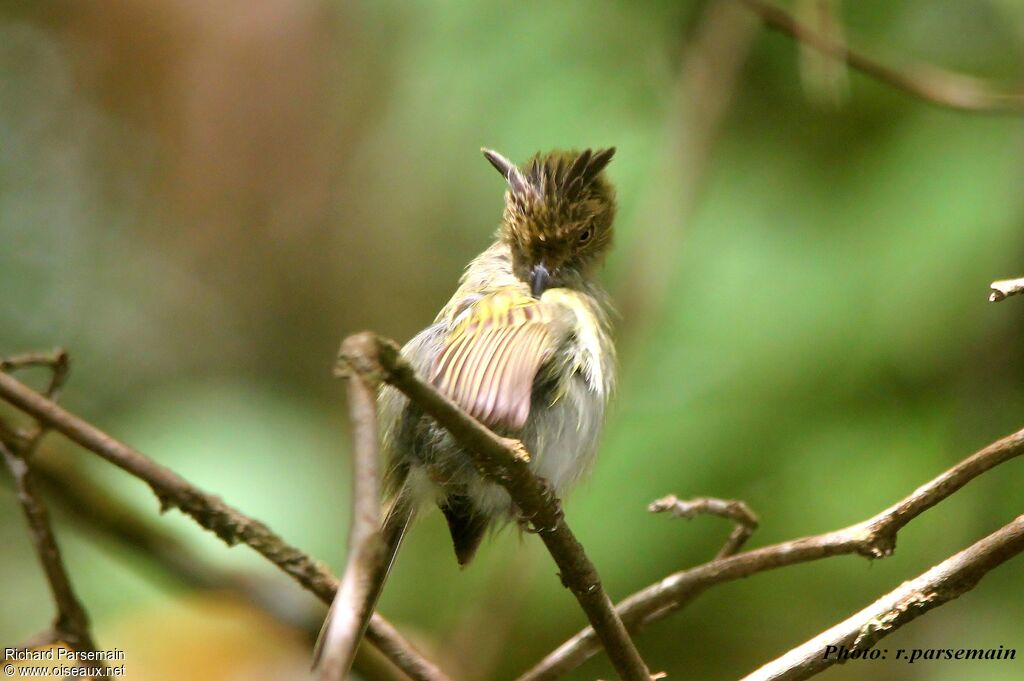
[{"x1": 536, "y1": 288, "x2": 615, "y2": 402}]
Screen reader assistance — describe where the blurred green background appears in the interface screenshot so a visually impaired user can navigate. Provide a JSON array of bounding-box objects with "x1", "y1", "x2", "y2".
[{"x1": 2, "y1": 1, "x2": 1023, "y2": 680}]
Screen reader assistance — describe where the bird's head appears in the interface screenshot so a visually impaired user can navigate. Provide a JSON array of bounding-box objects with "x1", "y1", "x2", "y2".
[{"x1": 483, "y1": 147, "x2": 616, "y2": 297}]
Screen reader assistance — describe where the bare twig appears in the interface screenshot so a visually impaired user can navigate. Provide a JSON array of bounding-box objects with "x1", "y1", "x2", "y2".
[
  {"x1": 518, "y1": 426, "x2": 1024, "y2": 681},
  {"x1": 989, "y1": 277, "x2": 1024, "y2": 302},
  {"x1": 738, "y1": 0, "x2": 1024, "y2": 114},
  {"x1": 11, "y1": 455, "x2": 410, "y2": 681},
  {"x1": 337, "y1": 332, "x2": 654, "y2": 681},
  {"x1": 0, "y1": 369, "x2": 450, "y2": 681},
  {"x1": 0, "y1": 350, "x2": 70, "y2": 389},
  {"x1": 33, "y1": 459, "x2": 251, "y2": 592},
  {"x1": 7, "y1": 334, "x2": 1019, "y2": 681},
  {"x1": 21, "y1": 452, "x2": 312, "y2": 618},
  {"x1": 0, "y1": 350, "x2": 95, "y2": 659},
  {"x1": 649, "y1": 495, "x2": 760, "y2": 559},
  {"x1": 0, "y1": 370, "x2": 334, "y2": 592},
  {"x1": 316, "y1": 335, "x2": 386, "y2": 681},
  {"x1": 1, "y1": 440, "x2": 97, "y2": 654},
  {"x1": 739, "y1": 515, "x2": 1024, "y2": 681},
  {"x1": 1, "y1": 349, "x2": 69, "y2": 453}
]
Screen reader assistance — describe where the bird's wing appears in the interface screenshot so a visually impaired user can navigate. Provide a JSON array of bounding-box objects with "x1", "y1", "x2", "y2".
[{"x1": 431, "y1": 289, "x2": 569, "y2": 431}]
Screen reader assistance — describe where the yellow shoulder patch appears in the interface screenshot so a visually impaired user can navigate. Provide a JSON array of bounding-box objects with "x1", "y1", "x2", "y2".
[{"x1": 431, "y1": 289, "x2": 562, "y2": 431}]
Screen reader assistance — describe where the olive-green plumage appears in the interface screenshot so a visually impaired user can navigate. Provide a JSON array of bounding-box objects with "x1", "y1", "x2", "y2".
[
  {"x1": 314, "y1": 147, "x2": 618, "y2": 665},
  {"x1": 381, "y1": 146, "x2": 618, "y2": 565}
]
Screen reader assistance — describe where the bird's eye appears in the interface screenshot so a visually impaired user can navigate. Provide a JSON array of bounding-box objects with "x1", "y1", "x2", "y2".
[{"x1": 578, "y1": 228, "x2": 593, "y2": 243}]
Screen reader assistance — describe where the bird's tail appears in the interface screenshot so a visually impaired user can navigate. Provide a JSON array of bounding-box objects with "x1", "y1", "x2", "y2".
[{"x1": 312, "y1": 488, "x2": 416, "y2": 666}]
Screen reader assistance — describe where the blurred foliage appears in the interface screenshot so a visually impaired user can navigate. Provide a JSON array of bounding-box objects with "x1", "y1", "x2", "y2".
[{"x1": 1, "y1": 1, "x2": 1023, "y2": 680}]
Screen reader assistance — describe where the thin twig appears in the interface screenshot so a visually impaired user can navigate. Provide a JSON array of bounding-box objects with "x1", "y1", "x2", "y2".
[
  {"x1": 20, "y1": 451, "x2": 311, "y2": 620},
  {"x1": 738, "y1": 0, "x2": 1024, "y2": 114},
  {"x1": 337, "y1": 332, "x2": 654, "y2": 681},
  {"x1": 989, "y1": 276, "x2": 1024, "y2": 302},
  {"x1": 316, "y1": 335, "x2": 386, "y2": 681},
  {"x1": 1, "y1": 350, "x2": 95, "y2": 659},
  {"x1": 738, "y1": 515, "x2": 1024, "y2": 681},
  {"x1": 649, "y1": 495, "x2": 760, "y2": 559},
  {"x1": 1, "y1": 349, "x2": 69, "y2": 454},
  {"x1": 1, "y1": 440, "x2": 96, "y2": 654},
  {"x1": 0, "y1": 369, "x2": 450, "y2": 681},
  {"x1": 0, "y1": 349, "x2": 70, "y2": 384},
  {"x1": 518, "y1": 426, "x2": 1024, "y2": 681},
  {"x1": 8, "y1": 453, "x2": 410, "y2": 681}
]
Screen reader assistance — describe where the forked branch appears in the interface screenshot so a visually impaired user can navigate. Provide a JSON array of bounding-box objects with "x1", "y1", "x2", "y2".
[
  {"x1": 519, "y1": 426, "x2": 1024, "y2": 680},
  {"x1": 0, "y1": 351, "x2": 95, "y2": 657},
  {"x1": 5, "y1": 339, "x2": 1021, "y2": 681},
  {"x1": 334, "y1": 332, "x2": 654, "y2": 681},
  {"x1": 649, "y1": 495, "x2": 759, "y2": 559},
  {"x1": 0, "y1": 366, "x2": 449, "y2": 681}
]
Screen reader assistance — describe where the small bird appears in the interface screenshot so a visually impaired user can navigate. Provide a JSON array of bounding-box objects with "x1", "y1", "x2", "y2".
[
  {"x1": 316, "y1": 147, "x2": 618, "y2": 662},
  {"x1": 381, "y1": 146, "x2": 618, "y2": 565}
]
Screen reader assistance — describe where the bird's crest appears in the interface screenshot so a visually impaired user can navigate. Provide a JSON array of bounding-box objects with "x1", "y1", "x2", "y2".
[
  {"x1": 481, "y1": 147, "x2": 616, "y2": 249},
  {"x1": 482, "y1": 147, "x2": 615, "y2": 206}
]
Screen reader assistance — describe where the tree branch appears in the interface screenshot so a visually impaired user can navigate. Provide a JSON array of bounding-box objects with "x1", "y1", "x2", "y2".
[
  {"x1": 8, "y1": 337, "x2": 1019, "y2": 681},
  {"x1": 649, "y1": 495, "x2": 759, "y2": 559},
  {"x1": 0, "y1": 350, "x2": 70, "y2": 394},
  {"x1": 738, "y1": 0, "x2": 1024, "y2": 114},
  {"x1": 6, "y1": 453, "x2": 413, "y2": 681},
  {"x1": 989, "y1": 276, "x2": 1024, "y2": 302},
  {"x1": 518, "y1": 426, "x2": 1024, "y2": 681},
  {"x1": 738, "y1": 515, "x2": 1024, "y2": 681},
  {"x1": 0, "y1": 349, "x2": 69, "y2": 453},
  {"x1": 336, "y1": 332, "x2": 654, "y2": 681},
  {"x1": 1, "y1": 439, "x2": 97, "y2": 655},
  {"x1": 316, "y1": 335, "x2": 386, "y2": 680},
  {"x1": 24, "y1": 454, "x2": 309, "y2": 621},
  {"x1": 0, "y1": 350, "x2": 96, "y2": 658},
  {"x1": 0, "y1": 368, "x2": 449, "y2": 681}
]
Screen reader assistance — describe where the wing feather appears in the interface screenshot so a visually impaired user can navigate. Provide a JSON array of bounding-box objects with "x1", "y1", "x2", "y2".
[
  {"x1": 477, "y1": 326, "x2": 516, "y2": 422},
  {"x1": 432, "y1": 290, "x2": 563, "y2": 431},
  {"x1": 462, "y1": 326, "x2": 504, "y2": 413}
]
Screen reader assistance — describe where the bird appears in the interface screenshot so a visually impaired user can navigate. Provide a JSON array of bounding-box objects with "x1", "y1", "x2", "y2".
[
  {"x1": 382, "y1": 145, "x2": 618, "y2": 564},
  {"x1": 315, "y1": 146, "x2": 618, "y2": 663}
]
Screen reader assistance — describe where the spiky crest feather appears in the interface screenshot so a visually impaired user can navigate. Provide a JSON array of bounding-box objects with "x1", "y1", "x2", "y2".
[{"x1": 481, "y1": 148, "x2": 616, "y2": 273}]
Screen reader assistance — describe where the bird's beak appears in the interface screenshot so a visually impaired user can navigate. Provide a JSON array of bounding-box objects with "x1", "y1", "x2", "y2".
[{"x1": 530, "y1": 263, "x2": 551, "y2": 298}]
